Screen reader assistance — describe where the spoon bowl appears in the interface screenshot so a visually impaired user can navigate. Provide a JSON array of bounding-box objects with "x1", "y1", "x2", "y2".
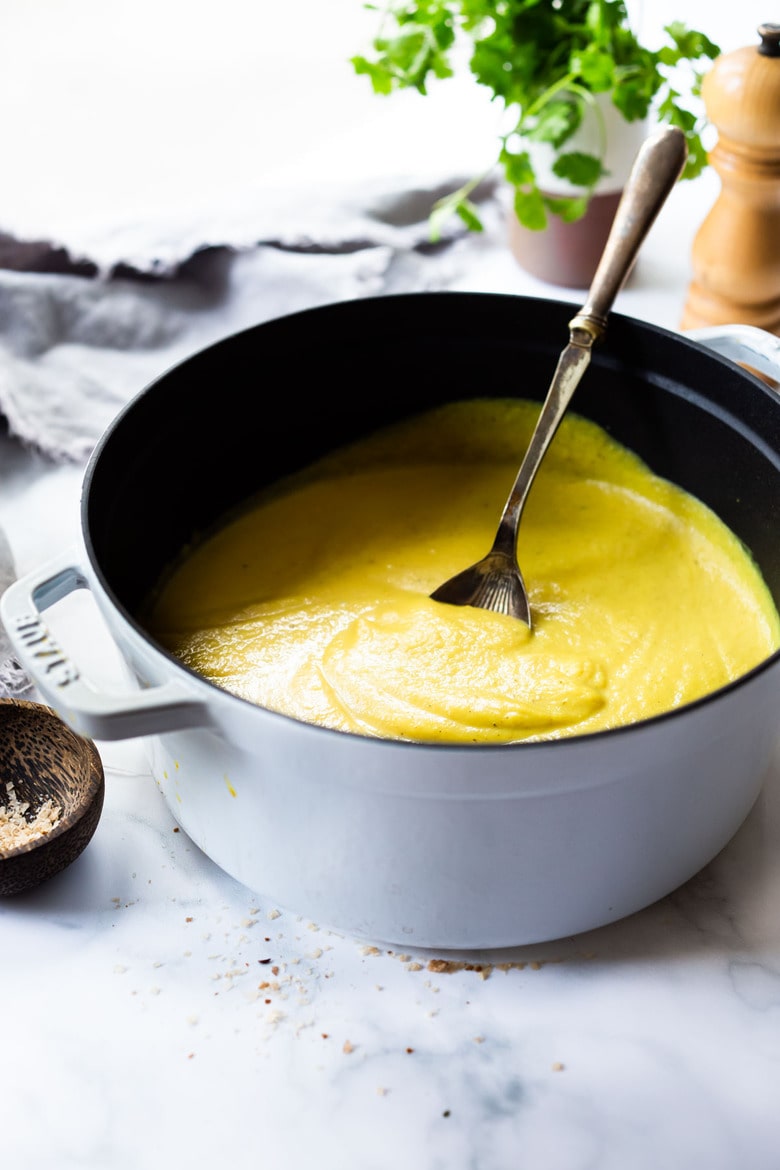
[
  {"x1": 431, "y1": 125, "x2": 688, "y2": 626},
  {"x1": 0, "y1": 698, "x2": 104, "y2": 897}
]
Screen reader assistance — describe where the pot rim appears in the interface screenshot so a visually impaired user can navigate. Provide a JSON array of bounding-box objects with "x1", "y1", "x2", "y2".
[{"x1": 79, "y1": 291, "x2": 780, "y2": 754}]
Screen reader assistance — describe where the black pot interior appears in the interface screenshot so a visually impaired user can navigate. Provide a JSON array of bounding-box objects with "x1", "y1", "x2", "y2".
[{"x1": 82, "y1": 292, "x2": 780, "y2": 629}]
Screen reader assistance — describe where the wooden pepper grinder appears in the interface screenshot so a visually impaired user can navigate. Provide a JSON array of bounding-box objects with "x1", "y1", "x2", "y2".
[{"x1": 681, "y1": 23, "x2": 780, "y2": 334}]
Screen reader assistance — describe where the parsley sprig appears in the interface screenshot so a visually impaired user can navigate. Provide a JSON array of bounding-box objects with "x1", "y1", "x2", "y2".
[{"x1": 351, "y1": 0, "x2": 720, "y2": 235}]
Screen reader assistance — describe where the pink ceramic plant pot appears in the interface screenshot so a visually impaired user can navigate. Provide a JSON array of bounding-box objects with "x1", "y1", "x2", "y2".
[{"x1": 507, "y1": 94, "x2": 650, "y2": 288}]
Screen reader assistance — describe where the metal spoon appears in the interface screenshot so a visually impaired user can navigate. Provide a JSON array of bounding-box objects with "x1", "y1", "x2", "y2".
[{"x1": 430, "y1": 124, "x2": 688, "y2": 626}]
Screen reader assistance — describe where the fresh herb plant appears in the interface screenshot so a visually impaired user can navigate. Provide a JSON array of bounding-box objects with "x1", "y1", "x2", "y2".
[{"x1": 351, "y1": 0, "x2": 720, "y2": 237}]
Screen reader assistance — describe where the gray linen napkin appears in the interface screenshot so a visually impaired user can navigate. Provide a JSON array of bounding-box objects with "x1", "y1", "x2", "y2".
[
  {"x1": 0, "y1": 173, "x2": 503, "y2": 463},
  {"x1": 0, "y1": 172, "x2": 504, "y2": 696}
]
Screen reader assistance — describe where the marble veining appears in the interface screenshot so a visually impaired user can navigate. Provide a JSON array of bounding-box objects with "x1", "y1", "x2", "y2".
[{"x1": 2, "y1": 721, "x2": 779, "y2": 1168}]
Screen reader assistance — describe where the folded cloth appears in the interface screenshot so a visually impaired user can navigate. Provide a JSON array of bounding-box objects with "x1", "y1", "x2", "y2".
[
  {"x1": 0, "y1": 174, "x2": 502, "y2": 280},
  {"x1": 0, "y1": 172, "x2": 505, "y2": 697},
  {"x1": 0, "y1": 173, "x2": 503, "y2": 464}
]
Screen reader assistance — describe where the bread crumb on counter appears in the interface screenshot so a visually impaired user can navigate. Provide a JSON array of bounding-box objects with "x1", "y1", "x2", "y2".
[{"x1": 426, "y1": 959, "x2": 493, "y2": 980}]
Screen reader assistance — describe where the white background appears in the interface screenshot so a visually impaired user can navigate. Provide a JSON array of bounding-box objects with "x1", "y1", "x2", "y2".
[{"x1": 0, "y1": 0, "x2": 774, "y2": 242}]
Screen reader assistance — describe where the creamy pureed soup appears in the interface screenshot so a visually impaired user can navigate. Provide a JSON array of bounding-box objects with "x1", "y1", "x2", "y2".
[{"x1": 146, "y1": 400, "x2": 780, "y2": 744}]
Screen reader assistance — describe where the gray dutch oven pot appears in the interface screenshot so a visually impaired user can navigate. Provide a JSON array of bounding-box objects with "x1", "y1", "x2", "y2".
[{"x1": 3, "y1": 293, "x2": 780, "y2": 950}]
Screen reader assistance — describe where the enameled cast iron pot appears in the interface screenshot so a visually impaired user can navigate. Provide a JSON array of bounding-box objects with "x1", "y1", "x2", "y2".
[{"x1": 3, "y1": 292, "x2": 780, "y2": 950}]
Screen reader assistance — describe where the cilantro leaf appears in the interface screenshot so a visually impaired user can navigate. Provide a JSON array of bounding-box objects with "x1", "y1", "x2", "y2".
[
  {"x1": 543, "y1": 193, "x2": 591, "y2": 223},
  {"x1": 514, "y1": 187, "x2": 548, "y2": 232},
  {"x1": 527, "y1": 99, "x2": 582, "y2": 149},
  {"x1": 500, "y1": 147, "x2": 536, "y2": 188},
  {"x1": 552, "y1": 150, "x2": 606, "y2": 189}
]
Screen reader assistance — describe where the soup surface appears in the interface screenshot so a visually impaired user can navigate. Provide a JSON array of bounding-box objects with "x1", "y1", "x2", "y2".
[{"x1": 147, "y1": 399, "x2": 780, "y2": 744}]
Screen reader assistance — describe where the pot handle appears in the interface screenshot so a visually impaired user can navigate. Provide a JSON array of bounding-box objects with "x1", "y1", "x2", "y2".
[
  {"x1": 0, "y1": 547, "x2": 212, "y2": 741},
  {"x1": 685, "y1": 324, "x2": 780, "y2": 385}
]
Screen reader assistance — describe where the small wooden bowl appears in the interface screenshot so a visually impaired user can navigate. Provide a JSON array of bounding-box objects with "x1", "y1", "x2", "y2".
[{"x1": 0, "y1": 699, "x2": 105, "y2": 897}]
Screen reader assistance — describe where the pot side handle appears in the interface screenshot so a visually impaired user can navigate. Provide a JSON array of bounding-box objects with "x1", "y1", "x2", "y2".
[
  {"x1": 685, "y1": 324, "x2": 780, "y2": 386},
  {"x1": 0, "y1": 548, "x2": 211, "y2": 741}
]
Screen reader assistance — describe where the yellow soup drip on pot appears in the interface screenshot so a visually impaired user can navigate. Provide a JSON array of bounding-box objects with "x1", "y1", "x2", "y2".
[{"x1": 147, "y1": 400, "x2": 780, "y2": 744}]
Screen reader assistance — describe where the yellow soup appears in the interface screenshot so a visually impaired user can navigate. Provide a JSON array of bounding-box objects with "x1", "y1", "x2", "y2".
[{"x1": 147, "y1": 399, "x2": 780, "y2": 744}]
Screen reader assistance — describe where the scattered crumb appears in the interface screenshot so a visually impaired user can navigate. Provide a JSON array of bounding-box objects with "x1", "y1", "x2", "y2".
[
  {"x1": 406, "y1": 962, "x2": 424, "y2": 972},
  {"x1": 377, "y1": 1087, "x2": 389, "y2": 1097},
  {"x1": 361, "y1": 945, "x2": 381, "y2": 956},
  {"x1": 421, "y1": 955, "x2": 564, "y2": 979},
  {"x1": 343, "y1": 1040, "x2": 354, "y2": 1054},
  {"x1": 267, "y1": 909, "x2": 281, "y2": 920},
  {"x1": 113, "y1": 965, "x2": 128, "y2": 975},
  {"x1": 473, "y1": 1036, "x2": 485, "y2": 1044},
  {"x1": 552, "y1": 1061, "x2": 565, "y2": 1072},
  {"x1": 426, "y1": 959, "x2": 491, "y2": 979}
]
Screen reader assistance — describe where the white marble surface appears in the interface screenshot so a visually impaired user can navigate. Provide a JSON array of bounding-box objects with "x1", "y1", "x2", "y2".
[{"x1": 2, "y1": 3, "x2": 780, "y2": 1167}]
